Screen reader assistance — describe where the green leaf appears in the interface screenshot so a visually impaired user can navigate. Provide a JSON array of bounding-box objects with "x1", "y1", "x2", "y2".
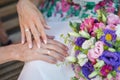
[
  {"x1": 89, "y1": 71, "x2": 98, "y2": 78},
  {"x1": 69, "y1": 22, "x2": 80, "y2": 33},
  {"x1": 68, "y1": 32, "x2": 80, "y2": 37},
  {"x1": 71, "y1": 77, "x2": 78, "y2": 80},
  {"x1": 110, "y1": 71, "x2": 116, "y2": 77}
]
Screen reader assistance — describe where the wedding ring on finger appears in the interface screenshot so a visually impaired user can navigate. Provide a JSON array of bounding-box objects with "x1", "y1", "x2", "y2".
[
  {"x1": 47, "y1": 50, "x2": 51, "y2": 55},
  {"x1": 25, "y1": 28, "x2": 29, "y2": 32}
]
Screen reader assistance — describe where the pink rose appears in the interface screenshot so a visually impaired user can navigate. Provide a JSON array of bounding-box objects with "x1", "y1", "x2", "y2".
[
  {"x1": 80, "y1": 17, "x2": 95, "y2": 33},
  {"x1": 74, "y1": 5, "x2": 80, "y2": 10},
  {"x1": 56, "y1": 2, "x2": 61, "y2": 11},
  {"x1": 116, "y1": 72, "x2": 120, "y2": 80},
  {"x1": 107, "y1": 13, "x2": 120, "y2": 25},
  {"x1": 87, "y1": 41, "x2": 104, "y2": 63},
  {"x1": 61, "y1": 0, "x2": 70, "y2": 12},
  {"x1": 106, "y1": 24, "x2": 116, "y2": 30}
]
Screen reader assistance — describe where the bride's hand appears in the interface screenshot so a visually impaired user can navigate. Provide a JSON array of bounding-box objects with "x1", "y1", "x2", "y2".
[
  {"x1": 17, "y1": 0, "x2": 49, "y2": 48},
  {"x1": 15, "y1": 39, "x2": 69, "y2": 64}
]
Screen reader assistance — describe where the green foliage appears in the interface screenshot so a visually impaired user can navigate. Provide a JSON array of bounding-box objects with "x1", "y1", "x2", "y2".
[
  {"x1": 97, "y1": 9, "x2": 107, "y2": 23},
  {"x1": 95, "y1": 28, "x2": 104, "y2": 39},
  {"x1": 71, "y1": 77, "x2": 78, "y2": 80},
  {"x1": 69, "y1": 22, "x2": 80, "y2": 33},
  {"x1": 110, "y1": 71, "x2": 116, "y2": 77}
]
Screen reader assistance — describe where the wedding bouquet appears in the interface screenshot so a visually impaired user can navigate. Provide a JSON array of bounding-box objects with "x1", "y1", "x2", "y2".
[{"x1": 61, "y1": 0, "x2": 120, "y2": 80}]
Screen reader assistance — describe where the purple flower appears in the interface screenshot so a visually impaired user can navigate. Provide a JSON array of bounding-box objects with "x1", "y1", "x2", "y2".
[
  {"x1": 114, "y1": 64, "x2": 120, "y2": 72},
  {"x1": 75, "y1": 37, "x2": 86, "y2": 47},
  {"x1": 100, "y1": 29, "x2": 116, "y2": 47},
  {"x1": 114, "y1": 52, "x2": 120, "y2": 72},
  {"x1": 82, "y1": 62, "x2": 94, "y2": 80},
  {"x1": 99, "y1": 51, "x2": 120, "y2": 67}
]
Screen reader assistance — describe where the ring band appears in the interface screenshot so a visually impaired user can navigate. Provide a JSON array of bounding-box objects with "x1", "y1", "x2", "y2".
[
  {"x1": 47, "y1": 50, "x2": 50, "y2": 54},
  {"x1": 25, "y1": 29, "x2": 29, "y2": 32}
]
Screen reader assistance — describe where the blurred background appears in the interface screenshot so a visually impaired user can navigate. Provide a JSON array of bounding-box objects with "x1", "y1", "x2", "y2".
[{"x1": 0, "y1": 0, "x2": 37, "y2": 80}]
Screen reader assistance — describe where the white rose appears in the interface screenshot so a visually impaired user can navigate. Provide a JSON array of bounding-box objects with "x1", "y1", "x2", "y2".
[
  {"x1": 115, "y1": 24, "x2": 120, "y2": 39},
  {"x1": 79, "y1": 30, "x2": 90, "y2": 39},
  {"x1": 77, "y1": 54, "x2": 88, "y2": 66},
  {"x1": 66, "y1": 56, "x2": 77, "y2": 63},
  {"x1": 82, "y1": 37, "x2": 95, "y2": 49}
]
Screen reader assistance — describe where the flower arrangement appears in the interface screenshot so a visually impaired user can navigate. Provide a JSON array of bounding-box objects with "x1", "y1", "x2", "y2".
[{"x1": 61, "y1": 0, "x2": 120, "y2": 80}]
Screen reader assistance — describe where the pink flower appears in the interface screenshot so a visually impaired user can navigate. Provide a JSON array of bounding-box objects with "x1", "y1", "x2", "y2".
[
  {"x1": 74, "y1": 65, "x2": 81, "y2": 73},
  {"x1": 56, "y1": 2, "x2": 61, "y2": 12},
  {"x1": 100, "y1": 65, "x2": 113, "y2": 77},
  {"x1": 106, "y1": 7, "x2": 115, "y2": 13},
  {"x1": 61, "y1": 0, "x2": 70, "y2": 12},
  {"x1": 94, "y1": 1, "x2": 105, "y2": 12},
  {"x1": 93, "y1": 22, "x2": 105, "y2": 32},
  {"x1": 80, "y1": 17, "x2": 95, "y2": 33},
  {"x1": 106, "y1": 24, "x2": 116, "y2": 30},
  {"x1": 87, "y1": 41, "x2": 104, "y2": 63},
  {"x1": 116, "y1": 72, "x2": 120, "y2": 80},
  {"x1": 107, "y1": 13, "x2": 120, "y2": 25},
  {"x1": 74, "y1": 5, "x2": 80, "y2": 10}
]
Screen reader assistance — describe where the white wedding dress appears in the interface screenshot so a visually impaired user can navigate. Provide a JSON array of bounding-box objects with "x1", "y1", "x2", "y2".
[{"x1": 18, "y1": 21, "x2": 75, "y2": 80}]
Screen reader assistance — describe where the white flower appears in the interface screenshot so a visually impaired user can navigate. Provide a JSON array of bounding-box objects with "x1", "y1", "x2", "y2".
[
  {"x1": 91, "y1": 75, "x2": 102, "y2": 80},
  {"x1": 79, "y1": 30, "x2": 90, "y2": 39},
  {"x1": 82, "y1": 37, "x2": 95, "y2": 49},
  {"x1": 66, "y1": 56, "x2": 76, "y2": 63},
  {"x1": 68, "y1": 32, "x2": 80, "y2": 37},
  {"x1": 115, "y1": 24, "x2": 120, "y2": 39},
  {"x1": 77, "y1": 54, "x2": 88, "y2": 66},
  {"x1": 94, "y1": 60, "x2": 104, "y2": 68}
]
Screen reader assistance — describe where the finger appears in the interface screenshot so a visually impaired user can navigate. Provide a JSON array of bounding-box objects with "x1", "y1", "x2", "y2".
[
  {"x1": 48, "y1": 39, "x2": 68, "y2": 51},
  {"x1": 47, "y1": 35, "x2": 55, "y2": 39},
  {"x1": 19, "y1": 16, "x2": 26, "y2": 44},
  {"x1": 46, "y1": 50, "x2": 65, "y2": 62},
  {"x1": 38, "y1": 12, "x2": 50, "y2": 29},
  {"x1": 44, "y1": 25, "x2": 51, "y2": 29},
  {"x1": 39, "y1": 54, "x2": 57, "y2": 64},
  {"x1": 43, "y1": 44, "x2": 68, "y2": 57},
  {"x1": 25, "y1": 26, "x2": 32, "y2": 48},
  {"x1": 34, "y1": 18, "x2": 47, "y2": 44},
  {"x1": 30, "y1": 23, "x2": 41, "y2": 48}
]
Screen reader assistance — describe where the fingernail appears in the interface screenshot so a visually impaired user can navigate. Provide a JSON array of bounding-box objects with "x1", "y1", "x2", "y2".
[
  {"x1": 29, "y1": 44, "x2": 32, "y2": 48},
  {"x1": 37, "y1": 44, "x2": 41, "y2": 48},
  {"x1": 21, "y1": 40, "x2": 24, "y2": 44},
  {"x1": 44, "y1": 40, "x2": 47, "y2": 44},
  {"x1": 45, "y1": 25, "x2": 51, "y2": 29}
]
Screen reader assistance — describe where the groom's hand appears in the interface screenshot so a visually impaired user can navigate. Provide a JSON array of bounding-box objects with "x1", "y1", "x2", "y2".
[{"x1": 14, "y1": 39, "x2": 69, "y2": 64}]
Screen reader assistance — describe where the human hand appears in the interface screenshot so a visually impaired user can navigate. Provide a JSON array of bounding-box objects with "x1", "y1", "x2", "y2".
[
  {"x1": 17, "y1": 0, "x2": 49, "y2": 48},
  {"x1": 14, "y1": 39, "x2": 69, "y2": 64}
]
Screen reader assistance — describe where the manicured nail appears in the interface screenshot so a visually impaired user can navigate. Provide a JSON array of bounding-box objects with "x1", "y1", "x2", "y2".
[
  {"x1": 29, "y1": 44, "x2": 32, "y2": 48},
  {"x1": 44, "y1": 40, "x2": 47, "y2": 44},
  {"x1": 21, "y1": 40, "x2": 24, "y2": 44},
  {"x1": 45, "y1": 25, "x2": 51, "y2": 29}
]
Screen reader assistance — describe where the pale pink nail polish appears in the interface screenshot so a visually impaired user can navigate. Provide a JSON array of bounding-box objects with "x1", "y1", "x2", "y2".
[{"x1": 44, "y1": 40, "x2": 47, "y2": 44}]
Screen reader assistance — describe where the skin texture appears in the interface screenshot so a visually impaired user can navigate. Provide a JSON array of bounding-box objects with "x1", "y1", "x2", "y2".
[
  {"x1": 17, "y1": 0, "x2": 49, "y2": 48},
  {"x1": 0, "y1": 39, "x2": 68, "y2": 64}
]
